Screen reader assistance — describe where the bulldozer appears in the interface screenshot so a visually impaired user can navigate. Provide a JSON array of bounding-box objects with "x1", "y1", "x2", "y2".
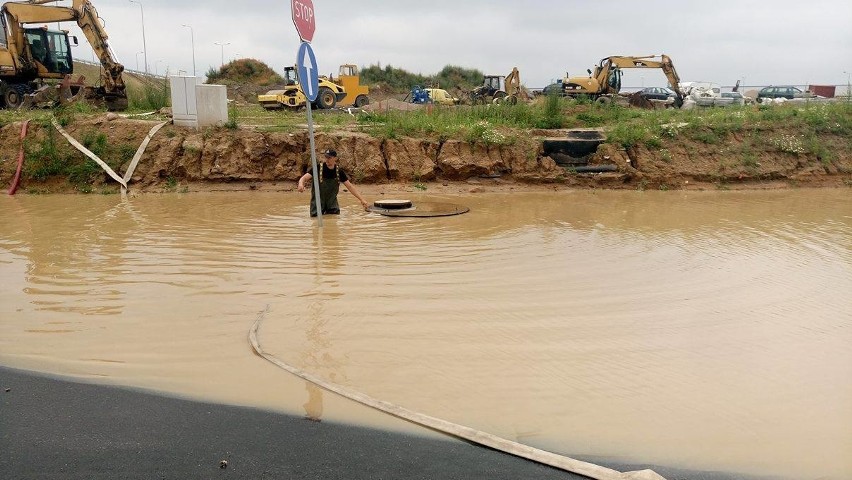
[
  {"x1": 561, "y1": 54, "x2": 684, "y2": 106},
  {"x1": 328, "y1": 64, "x2": 369, "y2": 108},
  {"x1": 469, "y1": 67, "x2": 529, "y2": 105},
  {"x1": 257, "y1": 65, "x2": 347, "y2": 110},
  {"x1": 0, "y1": 0, "x2": 127, "y2": 111}
]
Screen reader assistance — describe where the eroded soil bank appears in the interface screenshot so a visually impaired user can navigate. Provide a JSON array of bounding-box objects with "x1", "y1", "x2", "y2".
[{"x1": 1, "y1": 114, "x2": 850, "y2": 193}]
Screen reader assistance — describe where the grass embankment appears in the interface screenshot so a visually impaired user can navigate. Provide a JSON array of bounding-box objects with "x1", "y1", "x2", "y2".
[
  {"x1": 233, "y1": 96, "x2": 852, "y2": 153},
  {"x1": 2, "y1": 94, "x2": 850, "y2": 193}
]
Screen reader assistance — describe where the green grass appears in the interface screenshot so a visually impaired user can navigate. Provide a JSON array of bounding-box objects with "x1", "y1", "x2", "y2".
[
  {"x1": 224, "y1": 98, "x2": 852, "y2": 147},
  {"x1": 126, "y1": 78, "x2": 170, "y2": 112}
]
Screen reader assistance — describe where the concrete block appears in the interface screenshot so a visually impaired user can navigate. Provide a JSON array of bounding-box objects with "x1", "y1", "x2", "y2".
[
  {"x1": 170, "y1": 76, "x2": 198, "y2": 128},
  {"x1": 196, "y1": 84, "x2": 228, "y2": 128}
]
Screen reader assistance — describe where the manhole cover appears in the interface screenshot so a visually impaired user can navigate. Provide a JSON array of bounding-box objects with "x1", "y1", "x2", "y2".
[
  {"x1": 373, "y1": 199, "x2": 413, "y2": 209},
  {"x1": 369, "y1": 202, "x2": 469, "y2": 217}
]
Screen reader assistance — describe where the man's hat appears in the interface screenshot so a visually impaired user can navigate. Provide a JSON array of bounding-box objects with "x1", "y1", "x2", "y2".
[{"x1": 323, "y1": 149, "x2": 337, "y2": 157}]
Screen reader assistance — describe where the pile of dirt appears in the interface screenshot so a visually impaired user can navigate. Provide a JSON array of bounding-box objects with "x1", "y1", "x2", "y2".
[
  {"x1": 206, "y1": 59, "x2": 283, "y2": 87},
  {"x1": 362, "y1": 98, "x2": 424, "y2": 112},
  {"x1": 205, "y1": 59, "x2": 288, "y2": 104}
]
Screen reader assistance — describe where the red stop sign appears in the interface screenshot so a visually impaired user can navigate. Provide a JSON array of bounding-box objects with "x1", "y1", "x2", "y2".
[{"x1": 291, "y1": 0, "x2": 316, "y2": 43}]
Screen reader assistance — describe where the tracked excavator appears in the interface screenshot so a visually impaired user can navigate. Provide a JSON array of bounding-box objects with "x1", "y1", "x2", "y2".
[
  {"x1": 562, "y1": 54, "x2": 684, "y2": 106},
  {"x1": 0, "y1": 0, "x2": 127, "y2": 110}
]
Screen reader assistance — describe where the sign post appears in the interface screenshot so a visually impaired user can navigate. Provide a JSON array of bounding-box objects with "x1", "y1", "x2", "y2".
[
  {"x1": 297, "y1": 42, "x2": 323, "y2": 226},
  {"x1": 291, "y1": 0, "x2": 322, "y2": 225}
]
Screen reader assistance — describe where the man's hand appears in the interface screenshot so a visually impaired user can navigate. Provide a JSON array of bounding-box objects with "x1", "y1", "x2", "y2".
[
  {"x1": 297, "y1": 182, "x2": 305, "y2": 193},
  {"x1": 361, "y1": 200, "x2": 370, "y2": 211}
]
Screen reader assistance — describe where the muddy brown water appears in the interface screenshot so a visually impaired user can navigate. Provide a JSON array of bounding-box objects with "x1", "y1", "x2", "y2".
[{"x1": 1, "y1": 189, "x2": 850, "y2": 479}]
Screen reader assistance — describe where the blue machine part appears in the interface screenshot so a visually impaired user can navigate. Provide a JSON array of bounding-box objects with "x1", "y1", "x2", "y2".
[{"x1": 410, "y1": 85, "x2": 431, "y2": 104}]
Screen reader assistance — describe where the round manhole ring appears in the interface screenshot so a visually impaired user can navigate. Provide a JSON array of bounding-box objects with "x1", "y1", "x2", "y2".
[
  {"x1": 370, "y1": 202, "x2": 470, "y2": 218},
  {"x1": 373, "y1": 199, "x2": 413, "y2": 210}
]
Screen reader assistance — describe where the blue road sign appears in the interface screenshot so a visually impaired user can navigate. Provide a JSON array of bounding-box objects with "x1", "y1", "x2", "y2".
[{"x1": 296, "y1": 42, "x2": 319, "y2": 103}]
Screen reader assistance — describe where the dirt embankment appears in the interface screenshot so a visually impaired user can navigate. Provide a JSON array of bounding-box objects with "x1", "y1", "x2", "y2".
[{"x1": 1, "y1": 114, "x2": 850, "y2": 193}]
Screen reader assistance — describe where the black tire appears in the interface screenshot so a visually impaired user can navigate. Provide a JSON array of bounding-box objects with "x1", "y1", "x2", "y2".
[
  {"x1": 3, "y1": 84, "x2": 29, "y2": 109},
  {"x1": 354, "y1": 95, "x2": 369, "y2": 108},
  {"x1": 596, "y1": 96, "x2": 611, "y2": 105},
  {"x1": 492, "y1": 91, "x2": 507, "y2": 105},
  {"x1": 316, "y1": 87, "x2": 336, "y2": 109}
]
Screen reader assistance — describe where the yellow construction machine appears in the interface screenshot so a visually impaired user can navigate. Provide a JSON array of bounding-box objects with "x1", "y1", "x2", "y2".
[
  {"x1": 562, "y1": 54, "x2": 684, "y2": 106},
  {"x1": 0, "y1": 0, "x2": 127, "y2": 110},
  {"x1": 257, "y1": 65, "x2": 346, "y2": 110},
  {"x1": 469, "y1": 67, "x2": 530, "y2": 105},
  {"x1": 328, "y1": 64, "x2": 368, "y2": 108}
]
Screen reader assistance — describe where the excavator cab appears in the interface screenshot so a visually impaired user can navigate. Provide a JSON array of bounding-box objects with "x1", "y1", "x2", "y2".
[
  {"x1": 24, "y1": 28, "x2": 74, "y2": 75},
  {"x1": 607, "y1": 67, "x2": 622, "y2": 91},
  {"x1": 483, "y1": 75, "x2": 502, "y2": 95}
]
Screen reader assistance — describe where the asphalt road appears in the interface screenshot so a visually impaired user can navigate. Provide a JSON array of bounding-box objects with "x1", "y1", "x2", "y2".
[{"x1": 0, "y1": 366, "x2": 768, "y2": 480}]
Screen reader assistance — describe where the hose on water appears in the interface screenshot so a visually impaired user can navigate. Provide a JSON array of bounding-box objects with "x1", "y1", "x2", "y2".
[
  {"x1": 7, "y1": 120, "x2": 30, "y2": 195},
  {"x1": 248, "y1": 306, "x2": 666, "y2": 480}
]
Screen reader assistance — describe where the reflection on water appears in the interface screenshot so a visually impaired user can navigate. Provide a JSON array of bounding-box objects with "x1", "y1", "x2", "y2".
[{"x1": 1, "y1": 189, "x2": 850, "y2": 479}]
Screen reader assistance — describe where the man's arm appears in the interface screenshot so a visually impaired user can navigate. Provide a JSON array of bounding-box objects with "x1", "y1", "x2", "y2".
[
  {"x1": 343, "y1": 180, "x2": 370, "y2": 210},
  {"x1": 297, "y1": 172, "x2": 312, "y2": 192}
]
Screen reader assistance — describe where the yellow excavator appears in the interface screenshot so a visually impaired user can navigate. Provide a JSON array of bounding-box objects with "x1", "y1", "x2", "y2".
[
  {"x1": 0, "y1": 0, "x2": 127, "y2": 110},
  {"x1": 562, "y1": 54, "x2": 684, "y2": 106},
  {"x1": 257, "y1": 65, "x2": 347, "y2": 110},
  {"x1": 469, "y1": 67, "x2": 530, "y2": 105}
]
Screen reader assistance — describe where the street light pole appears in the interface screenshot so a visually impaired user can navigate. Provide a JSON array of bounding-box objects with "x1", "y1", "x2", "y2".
[
  {"x1": 129, "y1": 0, "x2": 148, "y2": 74},
  {"x1": 214, "y1": 42, "x2": 230, "y2": 68},
  {"x1": 182, "y1": 24, "x2": 196, "y2": 76}
]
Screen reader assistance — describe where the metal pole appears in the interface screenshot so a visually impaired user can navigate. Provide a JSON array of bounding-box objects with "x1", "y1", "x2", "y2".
[
  {"x1": 129, "y1": 0, "x2": 148, "y2": 73},
  {"x1": 214, "y1": 42, "x2": 230, "y2": 68},
  {"x1": 306, "y1": 105, "x2": 323, "y2": 227},
  {"x1": 182, "y1": 24, "x2": 195, "y2": 76}
]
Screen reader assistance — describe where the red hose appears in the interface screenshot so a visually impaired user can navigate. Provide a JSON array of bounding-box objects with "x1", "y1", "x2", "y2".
[{"x1": 7, "y1": 119, "x2": 30, "y2": 196}]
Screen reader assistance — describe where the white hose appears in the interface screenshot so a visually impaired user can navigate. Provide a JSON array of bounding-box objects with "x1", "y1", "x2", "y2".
[
  {"x1": 248, "y1": 306, "x2": 666, "y2": 480},
  {"x1": 52, "y1": 118, "x2": 126, "y2": 189},
  {"x1": 122, "y1": 121, "x2": 168, "y2": 193}
]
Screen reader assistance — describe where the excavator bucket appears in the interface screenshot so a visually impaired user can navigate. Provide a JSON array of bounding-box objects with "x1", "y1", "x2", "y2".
[
  {"x1": 19, "y1": 85, "x2": 56, "y2": 109},
  {"x1": 58, "y1": 75, "x2": 88, "y2": 106}
]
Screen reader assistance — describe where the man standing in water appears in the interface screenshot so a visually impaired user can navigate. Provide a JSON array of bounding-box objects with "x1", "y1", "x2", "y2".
[{"x1": 297, "y1": 149, "x2": 370, "y2": 217}]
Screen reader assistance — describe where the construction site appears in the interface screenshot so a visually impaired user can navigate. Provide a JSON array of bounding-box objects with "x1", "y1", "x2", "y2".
[
  {"x1": 1, "y1": 2, "x2": 852, "y2": 480},
  {"x1": 0, "y1": 1, "x2": 850, "y2": 193}
]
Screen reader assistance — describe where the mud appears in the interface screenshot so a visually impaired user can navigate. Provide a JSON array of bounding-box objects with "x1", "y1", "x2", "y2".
[{"x1": 1, "y1": 114, "x2": 850, "y2": 193}]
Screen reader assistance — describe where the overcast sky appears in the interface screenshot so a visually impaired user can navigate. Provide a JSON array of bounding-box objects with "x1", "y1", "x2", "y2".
[{"x1": 53, "y1": 0, "x2": 852, "y2": 89}]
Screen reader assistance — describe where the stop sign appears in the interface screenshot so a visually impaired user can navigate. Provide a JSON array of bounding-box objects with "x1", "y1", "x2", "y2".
[{"x1": 291, "y1": 0, "x2": 316, "y2": 43}]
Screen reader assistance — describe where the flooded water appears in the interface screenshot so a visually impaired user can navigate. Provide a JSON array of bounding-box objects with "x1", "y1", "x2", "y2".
[{"x1": 1, "y1": 189, "x2": 850, "y2": 479}]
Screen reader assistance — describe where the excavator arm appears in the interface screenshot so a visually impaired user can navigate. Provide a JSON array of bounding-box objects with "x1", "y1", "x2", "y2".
[
  {"x1": 2, "y1": 0, "x2": 126, "y2": 107},
  {"x1": 602, "y1": 55, "x2": 683, "y2": 99}
]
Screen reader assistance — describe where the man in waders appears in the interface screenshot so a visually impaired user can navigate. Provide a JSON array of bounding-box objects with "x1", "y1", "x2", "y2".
[{"x1": 297, "y1": 149, "x2": 370, "y2": 217}]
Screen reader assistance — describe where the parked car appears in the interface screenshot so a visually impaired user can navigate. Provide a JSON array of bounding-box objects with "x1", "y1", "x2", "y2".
[
  {"x1": 423, "y1": 88, "x2": 459, "y2": 106},
  {"x1": 694, "y1": 91, "x2": 747, "y2": 107},
  {"x1": 540, "y1": 82, "x2": 565, "y2": 96},
  {"x1": 721, "y1": 92, "x2": 747, "y2": 106},
  {"x1": 637, "y1": 86, "x2": 677, "y2": 101},
  {"x1": 757, "y1": 86, "x2": 815, "y2": 102}
]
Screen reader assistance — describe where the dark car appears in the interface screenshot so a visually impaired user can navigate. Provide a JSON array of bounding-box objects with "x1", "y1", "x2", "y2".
[
  {"x1": 757, "y1": 86, "x2": 815, "y2": 102},
  {"x1": 637, "y1": 86, "x2": 676, "y2": 101},
  {"x1": 540, "y1": 82, "x2": 565, "y2": 96}
]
